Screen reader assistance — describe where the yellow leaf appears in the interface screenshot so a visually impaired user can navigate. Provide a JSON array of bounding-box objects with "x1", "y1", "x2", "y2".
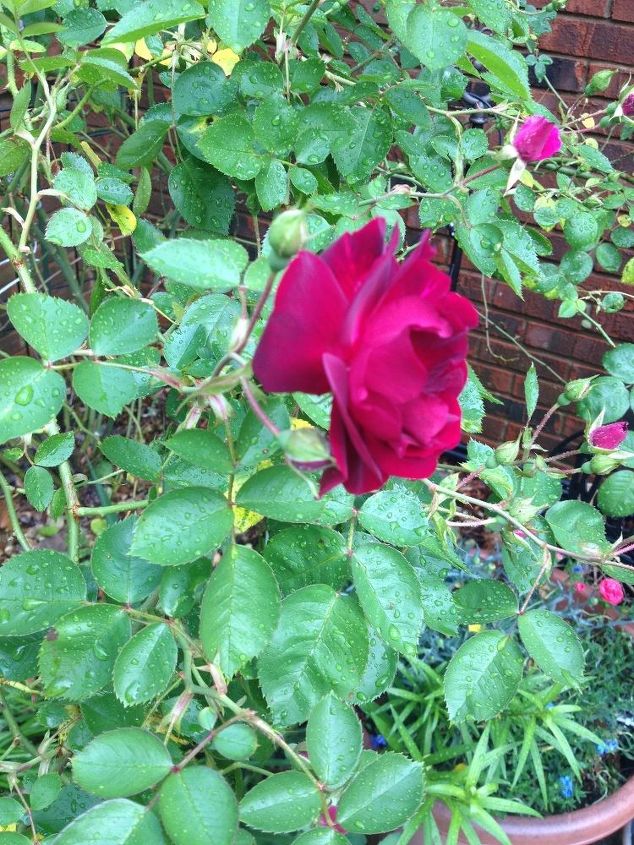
[
  {"x1": 106, "y1": 204, "x2": 137, "y2": 236},
  {"x1": 290, "y1": 417, "x2": 312, "y2": 430},
  {"x1": 584, "y1": 137, "x2": 599, "y2": 150},
  {"x1": 134, "y1": 39, "x2": 174, "y2": 67},
  {"x1": 206, "y1": 38, "x2": 218, "y2": 55},
  {"x1": 468, "y1": 624, "x2": 483, "y2": 633},
  {"x1": 617, "y1": 214, "x2": 632, "y2": 227},
  {"x1": 212, "y1": 48, "x2": 240, "y2": 76},
  {"x1": 0, "y1": 826, "x2": 17, "y2": 832},
  {"x1": 581, "y1": 116, "x2": 595, "y2": 129},
  {"x1": 80, "y1": 141, "x2": 101, "y2": 168},
  {"x1": 622, "y1": 257, "x2": 634, "y2": 286},
  {"x1": 108, "y1": 42, "x2": 134, "y2": 61},
  {"x1": 518, "y1": 169, "x2": 536, "y2": 188}
]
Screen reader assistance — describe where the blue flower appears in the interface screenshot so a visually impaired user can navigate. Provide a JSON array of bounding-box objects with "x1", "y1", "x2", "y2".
[
  {"x1": 558, "y1": 775, "x2": 574, "y2": 799},
  {"x1": 597, "y1": 739, "x2": 619, "y2": 755},
  {"x1": 370, "y1": 734, "x2": 387, "y2": 750},
  {"x1": 572, "y1": 564, "x2": 584, "y2": 574}
]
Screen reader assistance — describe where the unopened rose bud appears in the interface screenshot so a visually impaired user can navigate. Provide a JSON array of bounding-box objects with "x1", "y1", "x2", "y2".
[
  {"x1": 599, "y1": 577, "x2": 625, "y2": 606},
  {"x1": 589, "y1": 454, "x2": 621, "y2": 475},
  {"x1": 495, "y1": 438, "x2": 520, "y2": 465},
  {"x1": 602, "y1": 292, "x2": 625, "y2": 313},
  {"x1": 622, "y1": 93, "x2": 634, "y2": 118},
  {"x1": 589, "y1": 421, "x2": 628, "y2": 451},
  {"x1": 512, "y1": 116, "x2": 562, "y2": 163},
  {"x1": 278, "y1": 427, "x2": 331, "y2": 470},
  {"x1": 564, "y1": 377, "x2": 594, "y2": 402},
  {"x1": 585, "y1": 70, "x2": 614, "y2": 96},
  {"x1": 267, "y1": 209, "x2": 308, "y2": 265}
]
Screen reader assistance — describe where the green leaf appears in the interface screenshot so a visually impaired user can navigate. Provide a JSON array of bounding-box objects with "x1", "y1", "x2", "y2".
[
  {"x1": 545, "y1": 500, "x2": 610, "y2": 557},
  {"x1": 385, "y1": 0, "x2": 415, "y2": 43},
  {"x1": 103, "y1": 0, "x2": 205, "y2": 44},
  {"x1": 163, "y1": 293, "x2": 240, "y2": 370},
  {"x1": 55, "y1": 799, "x2": 165, "y2": 845},
  {"x1": 0, "y1": 550, "x2": 85, "y2": 637},
  {"x1": 168, "y1": 159, "x2": 235, "y2": 234},
  {"x1": 524, "y1": 363, "x2": 538, "y2": 420},
  {"x1": 45, "y1": 208, "x2": 92, "y2": 247},
  {"x1": 458, "y1": 366, "x2": 486, "y2": 434},
  {"x1": 259, "y1": 585, "x2": 368, "y2": 726},
  {"x1": 337, "y1": 753, "x2": 425, "y2": 834},
  {"x1": 351, "y1": 543, "x2": 422, "y2": 655},
  {"x1": 239, "y1": 772, "x2": 321, "y2": 833},
  {"x1": 307, "y1": 693, "x2": 362, "y2": 788},
  {"x1": 254, "y1": 99, "x2": 299, "y2": 156},
  {"x1": 72, "y1": 360, "x2": 138, "y2": 417},
  {"x1": 577, "y1": 376, "x2": 630, "y2": 423},
  {"x1": 131, "y1": 487, "x2": 233, "y2": 565},
  {"x1": 54, "y1": 166, "x2": 98, "y2": 210},
  {"x1": 159, "y1": 768, "x2": 238, "y2": 845},
  {"x1": 158, "y1": 559, "x2": 211, "y2": 617},
  {"x1": 101, "y1": 435, "x2": 162, "y2": 481},
  {"x1": 34, "y1": 432, "x2": 75, "y2": 467},
  {"x1": 24, "y1": 465, "x2": 54, "y2": 511},
  {"x1": 598, "y1": 470, "x2": 634, "y2": 518},
  {"x1": 466, "y1": 0, "x2": 510, "y2": 33},
  {"x1": 39, "y1": 604, "x2": 131, "y2": 700},
  {"x1": 165, "y1": 429, "x2": 232, "y2": 474},
  {"x1": 77, "y1": 48, "x2": 136, "y2": 89},
  {"x1": 197, "y1": 116, "x2": 263, "y2": 180},
  {"x1": 603, "y1": 343, "x2": 634, "y2": 383},
  {"x1": 200, "y1": 545, "x2": 280, "y2": 677},
  {"x1": 0, "y1": 138, "x2": 30, "y2": 177},
  {"x1": 0, "y1": 833, "x2": 31, "y2": 844},
  {"x1": 453, "y1": 580, "x2": 518, "y2": 624},
  {"x1": 290, "y1": 166, "x2": 318, "y2": 196},
  {"x1": 58, "y1": 7, "x2": 106, "y2": 46},
  {"x1": 30, "y1": 773, "x2": 62, "y2": 811},
  {"x1": 10, "y1": 82, "x2": 31, "y2": 131},
  {"x1": 0, "y1": 796, "x2": 27, "y2": 825},
  {"x1": 255, "y1": 159, "x2": 288, "y2": 211},
  {"x1": 466, "y1": 30, "x2": 530, "y2": 100},
  {"x1": 207, "y1": 0, "x2": 271, "y2": 52},
  {"x1": 142, "y1": 238, "x2": 247, "y2": 290},
  {"x1": 91, "y1": 517, "x2": 162, "y2": 604},
  {"x1": 90, "y1": 298, "x2": 158, "y2": 356},
  {"x1": 518, "y1": 610, "x2": 584, "y2": 685},
  {"x1": 116, "y1": 120, "x2": 170, "y2": 170},
  {"x1": 353, "y1": 629, "x2": 398, "y2": 703},
  {"x1": 293, "y1": 392, "x2": 332, "y2": 429},
  {"x1": 95, "y1": 177, "x2": 134, "y2": 206},
  {"x1": 0, "y1": 358, "x2": 66, "y2": 442},
  {"x1": 332, "y1": 105, "x2": 392, "y2": 182},
  {"x1": 359, "y1": 489, "x2": 429, "y2": 546},
  {"x1": 113, "y1": 622, "x2": 177, "y2": 705},
  {"x1": 237, "y1": 398, "x2": 289, "y2": 468},
  {"x1": 405, "y1": 7, "x2": 467, "y2": 71},
  {"x1": 8, "y1": 293, "x2": 88, "y2": 362},
  {"x1": 73, "y1": 728, "x2": 172, "y2": 798},
  {"x1": 419, "y1": 576, "x2": 459, "y2": 636},
  {"x1": 444, "y1": 631, "x2": 523, "y2": 722},
  {"x1": 236, "y1": 466, "x2": 354, "y2": 526},
  {"x1": 293, "y1": 832, "x2": 348, "y2": 845},
  {"x1": 173, "y1": 62, "x2": 236, "y2": 117},
  {"x1": 263, "y1": 525, "x2": 348, "y2": 595}
]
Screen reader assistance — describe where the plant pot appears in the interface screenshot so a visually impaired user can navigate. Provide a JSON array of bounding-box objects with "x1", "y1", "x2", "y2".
[{"x1": 420, "y1": 775, "x2": 634, "y2": 845}]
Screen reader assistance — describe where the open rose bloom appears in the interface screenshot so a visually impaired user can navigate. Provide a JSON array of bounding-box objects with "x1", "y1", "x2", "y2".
[
  {"x1": 589, "y1": 421, "x2": 628, "y2": 450},
  {"x1": 253, "y1": 219, "x2": 478, "y2": 494},
  {"x1": 599, "y1": 578, "x2": 625, "y2": 606},
  {"x1": 513, "y1": 115, "x2": 562, "y2": 162}
]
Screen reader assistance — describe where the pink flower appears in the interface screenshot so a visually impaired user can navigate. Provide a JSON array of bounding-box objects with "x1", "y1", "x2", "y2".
[
  {"x1": 589, "y1": 422, "x2": 628, "y2": 451},
  {"x1": 622, "y1": 94, "x2": 634, "y2": 117},
  {"x1": 513, "y1": 116, "x2": 562, "y2": 162},
  {"x1": 253, "y1": 219, "x2": 478, "y2": 495},
  {"x1": 574, "y1": 582, "x2": 589, "y2": 596},
  {"x1": 319, "y1": 806, "x2": 347, "y2": 834},
  {"x1": 599, "y1": 578, "x2": 625, "y2": 606}
]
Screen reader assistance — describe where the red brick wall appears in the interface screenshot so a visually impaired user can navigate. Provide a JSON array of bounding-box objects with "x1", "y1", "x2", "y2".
[{"x1": 445, "y1": 2, "x2": 634, "y2": 450}]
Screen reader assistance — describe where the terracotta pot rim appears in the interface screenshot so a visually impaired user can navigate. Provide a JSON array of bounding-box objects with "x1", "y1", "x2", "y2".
[{"x1": 429, "y1": 774, "x2": 634, "y2": 845}]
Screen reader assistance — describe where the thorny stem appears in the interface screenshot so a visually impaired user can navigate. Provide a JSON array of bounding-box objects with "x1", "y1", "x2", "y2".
[
  {"x1": 0, "y1": 691, "x2": 38, "y2": 758},
  {"x1": 0, "y1": 469, "x2": 31, "y2": 552},
  {"x1": 75, "y1": 499, "x2": 150, "y2": 517},
  {"x1": 291, "y1": 0, "x2": 321, "y2": 45}
]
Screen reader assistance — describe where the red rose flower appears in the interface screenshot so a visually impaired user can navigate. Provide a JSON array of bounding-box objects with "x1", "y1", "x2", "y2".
[
  {"x1": 598, "y1": 577, "x2": 625, "y2": 606},
  {"x1": 513, "y1": 116, "x2": 562, "y2": 162},
  {"x1": 589, "y1": 421, "x2": 628, "y2": 450},
  {"x1": 622, "y1": 93, "x2": 634, "y2": 117},
  {"x1": 253, "y1": 219, "x2": 478, "y2": 494}
]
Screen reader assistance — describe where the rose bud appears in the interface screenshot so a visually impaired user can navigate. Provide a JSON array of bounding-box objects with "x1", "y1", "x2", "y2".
[
  {"x1": 588, "y1": 421, "x2": 628, "y2": 451},
  {"x1": 267, "y1": 209, "x2": 308, "y2": 266},
  {"x1": 622, "y1": 93, "x2": 634, "y2": 117},
  {"x1": 574, "y1": 582, "x2": 589, "y2": 596},
  {"x1": 598, "y1": 577, "x2": 625, "y2": 606},
  {"x1": 495, "y1": 438, "x2": 520, "y2": 466},
  {"x1": 564, "y1": 377, "x2": 594, "y2": 402},
  {"x1": 584, "y1": 70, "x2": 614, "y2": 96},
  {"x1": 253, "y1": 218, "x2": 478, "y2": 494},
  {"x1": 277, "y1": 427, "x2": 332, "y2": 471},
  {"x1": 513, "y1": 116, "x2": 562, "y2": 162},
  {"x1": 589, "y1": 454, "x2": 621, "y2": 475}
]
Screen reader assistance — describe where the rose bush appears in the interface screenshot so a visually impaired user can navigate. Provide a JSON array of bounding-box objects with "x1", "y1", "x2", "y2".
[{"x1": 0, "y1": 1, "x2": 633, "y2": 844}]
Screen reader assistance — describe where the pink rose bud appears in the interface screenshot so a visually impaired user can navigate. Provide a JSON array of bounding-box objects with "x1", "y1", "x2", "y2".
[
  {"x1": 623, "y1": 94, "x2": 634, "y2": 117},
  {"x1": 589, "y1": 421, "x2": 628, "y2": 451},
  {"x1": 599, "y1": 577, "x2": 625, "y2": 606},
  {"x1": 513, "y1": 116, "x2": 562, "y2": 162},
  {"x1": 574, "y1": 582, "x2": 589, "y2": 596},
  {"x1": 319, "y1": 806, "x2": 347, "y2": 834}
]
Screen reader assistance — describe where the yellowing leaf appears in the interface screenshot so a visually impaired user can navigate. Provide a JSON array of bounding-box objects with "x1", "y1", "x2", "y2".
[
  {"x1": 134, "y1": 39, "x2": 174, "y2": 67},
  {"x1": 212, "y1": 48, "x2": 240, "y2": 76},
  {"x1": 581, "y1": 116, "x2": 595, "y2": 129},
  {"x1": 108, "y1": 42, "x2": 134, "y2": 60},
  {"x1": 584, "y1": 137, "x2": 599, "y2": 149},
  {"x1": 622, "y1": 257, "x2": 634, "y2": 286},
  {"x1": 106, "y1": 204, "x2": 137, "y2": 236},
  {"x1": 206, "y1": 38, "x2": 218, "y2": 55},
  {"x1": 617, "y1": 214, "x2": 632, "y2": 227},
  {"x1": 290, "y1": 417, "x2": 312, "y2": 430},
  {"x1": 518, "y1": 169, "x2": 536, "y2": 188}
]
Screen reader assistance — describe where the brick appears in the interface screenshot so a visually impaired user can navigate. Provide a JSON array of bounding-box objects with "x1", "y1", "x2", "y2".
[
  {"x1": 612, "y1": 0, "x2": 634, "y2": 23},
  {"x1": 587, "y1": 63, "x2": 632, "y2": 97},
  {"x1": 540, "y1": 18, "x2": 633, "y2": 65},
  {"x1": 532, "y1": 56, "x2": 588, "y2": 93},
  {"x1": 566, "y1": 0, "x2": 610, "y2": 16}
]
